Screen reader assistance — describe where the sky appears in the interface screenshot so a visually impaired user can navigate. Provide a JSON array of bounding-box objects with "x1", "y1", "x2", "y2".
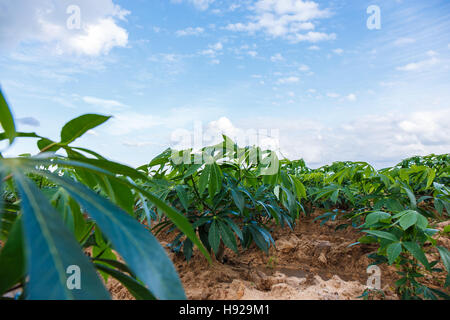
[{"x1": 0, "y1": 0, "x2": 449, "y2": 169}]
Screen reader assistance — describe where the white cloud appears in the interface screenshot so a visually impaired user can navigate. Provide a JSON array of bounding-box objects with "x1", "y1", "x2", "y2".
[
  {"x1": 68, "y1": 18, "x2": 128, "y2": 56},
  {"x1": 211, "y1": 42, "x2": 223, "y2": 51},
  {"x1": 333, "y1": 48, "x2": 344, "y2": 55},
  {"x1": 172, "y1": 0, "x2": 215, "y2": 11},
  {"x1": 201, "y1": 42, "x2": 223, "y2": 55},
  {"x1": 397, "y1": 51, "x2": 440, "y2": 71},
  {"x1": 270, "y1": 53, "x2": 284, "y2": 62},
  {"x1": 277, "y1": 76, "x2": 300, "y2": 84},
  {"x1": 122, "y1": 140, "x2": 155, "y2": 147},
  {"x1": 106, "y1": 112, "x2": 162, "y2": 135},
  {"x1": 292, "y1": 32, "x2": 336, "y2": 43},
  {"x1": 176, "y1": 27, "x2": 205, "y2": 36},
  {"x1": 397, "y1": 55, "x2": 439, "y2": 71},
  {"x1": 200, "y1": 42, "x2": 224, "y2": 63},
  {"x1": 227, "y1": 109, "x2": 450, "y2": 167},
  {"x1": 308, "y1": 45, "x2": 320, "y2": 50},
  {"x1": 225, "y1": 0, "x2": 334, "y2": 43},
  {"x1": 347, "y1": 94, "x2": 357, "y2": 102},
  {"x1": 394, "y1": 37, "x2": 416, "y2": 46},
  {"x1": 0, "y1": 0, "x2": 130, "y2": 56},
  {"x1": 326, "y1": 92, "x2": 340, "y2": 98},
  {"x1": 83, "y1": 96, "x2": 128, "y2": 110},
  {"x1": 298, "y1": 64, "x2": 310, "y2": 72}
]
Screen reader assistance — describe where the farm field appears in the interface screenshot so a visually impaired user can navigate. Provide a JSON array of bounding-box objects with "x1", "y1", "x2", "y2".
[
  {"x1": 1, "y1": 89, "x2": 449, "y2": 300},
  {"x1": 2, "y1": 0, "x2": 450, "y2": 310},
  {"x1": 110, "y1": 216, "x2": 448, "y2": 300}
]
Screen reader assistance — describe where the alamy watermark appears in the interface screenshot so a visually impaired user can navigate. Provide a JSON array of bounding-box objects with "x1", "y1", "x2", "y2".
[
  {"x1": 66, "y1": 5, "x2": 81, "y2": 30},
  {"x1": 367, "y1": 5, "x2": 381, "y2": 30},
  {"x1": 366, "y1": 265, "x2": 381, "y2": 290},
  {"x1": 66, "y1": 265, "x2": 81, "y2": 290}
]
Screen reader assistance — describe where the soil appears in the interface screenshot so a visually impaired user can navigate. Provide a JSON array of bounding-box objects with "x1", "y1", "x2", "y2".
[{"x1": 110, "y1": 212, "x2": 444, "y2": 300}]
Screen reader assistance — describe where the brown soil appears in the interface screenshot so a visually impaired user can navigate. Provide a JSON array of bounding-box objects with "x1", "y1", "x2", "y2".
[{"x1": 108, "y1": 213, "x2": 410, "y2": 300}]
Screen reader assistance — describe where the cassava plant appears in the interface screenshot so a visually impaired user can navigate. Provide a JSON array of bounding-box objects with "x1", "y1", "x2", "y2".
[{"x1": 0, "y1": 88, "x2": 210, "y2": 300}]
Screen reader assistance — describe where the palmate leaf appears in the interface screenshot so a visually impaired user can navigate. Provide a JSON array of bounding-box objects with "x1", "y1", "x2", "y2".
[
  {"x1": 13, "y1": 172, "x2": 110, "y2": 300},
  {"x1": 34, "y1": 170, "x2": 186, "y2": 300}
]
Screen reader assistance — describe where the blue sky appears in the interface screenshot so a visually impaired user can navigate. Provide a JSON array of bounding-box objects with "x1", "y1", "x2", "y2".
[{"x1": 0, "y1": 0, "x2": 449, "y2": 168}]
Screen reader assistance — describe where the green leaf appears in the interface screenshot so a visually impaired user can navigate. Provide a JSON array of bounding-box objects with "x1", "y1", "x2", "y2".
[
  {"x1": 0, "y1": 131, "x2": 41, "y2": 142},
  {"x1": 40, "y1": 171, "x2": 186, "y2": 300},
  {"x1": 182, "y1": 164, "x2": 202, "y2": 179},
  {"x1": 399, "y1": 211, "x2": 418, "y2": 230},
  {"x1": 230, "y1": 189, "x2": 245, "y2": 214},
  {"x1": 94, "y1": 264, "x2": 155, "y2": 300},
  {"x1": 291, "y1": 175, "x2": 306, "y2": 201},
  {"x1": 426, "y1": 169, "x2": 436, "y2": 189},
  {"x1": 365, "y1": 211, "x2": 391, "y2": 226},
  {"x1": 102, "y1": 176, "x2": 134, "y2": 214},
  {"x1": 37, "y1": 138, "x2": 59, "y2": 152},
  {"x1": 402, "y1": 186, "x2": 417, "y2": 209},
  {"x1": 175, "y1": 185, "x2": 189, "y2": 212},
  {"x1": 14, "y1": 172, "x2": 110, "y2": 300},
  {"x1": 198, "y1": 165, "x2": 210, "y2": 195},
  {"x1": 415, "y1": 214, "x2": 428, "y2": 230},
  {"x1": 60, "y1": 114, "x2": 111, "y2": 145},
  {"x1": 363, "y1": 230, "x2": 399, "y2": 242},
  {"x1": 387, "y1": 242, "x2": 402, "y2": 265},
  {"x1": 93, "y1": 258, "x2": 135, "y2": 277},
  {"x1": 403, "y1": 242, "x2": 430, "y2": 269},
  {"x1": 0, "y1": 89, "x2": 16, "y2": 145},
  {"x1": 223, "y1": 218, "x2": 243, "y2": 241},
  {"x1": 437, "y1": 246, "x2": 450, "y2": 274},
  {"x1": 330, "y1": 189, "x2": 339, "y2": 204},
  {"x1": 218, "y1": 220, "x2": 238, "y2": 253},
  {"x1": 183, "y1": 239, "x2": 193, "y2": 262},
  {"x1": 208, "y1": 163, "x2": 222, "y2": 199},
  {"x1": 0, "y1": 218, "x2": 25, "y2": 295},
  {"x1": 208, "y1": 220, "x2": 220, "y2": 254},
  {"x1": 248, "y1": 225, "x2": 269, "y2": 254}
]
